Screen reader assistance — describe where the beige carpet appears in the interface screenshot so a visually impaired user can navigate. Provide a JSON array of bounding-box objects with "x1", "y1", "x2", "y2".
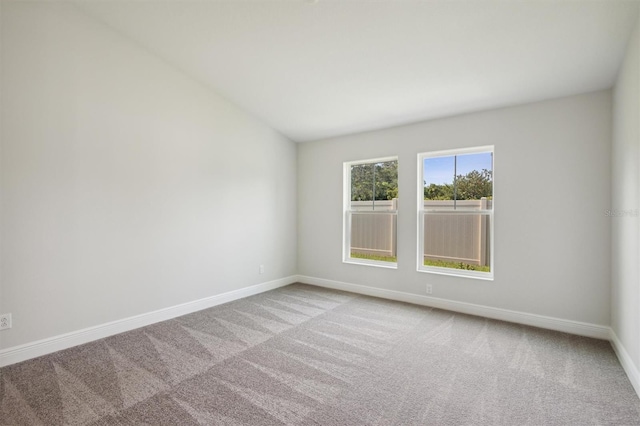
[{"x1": 1, "y1": 283, "x2": 639, "y2": 425}]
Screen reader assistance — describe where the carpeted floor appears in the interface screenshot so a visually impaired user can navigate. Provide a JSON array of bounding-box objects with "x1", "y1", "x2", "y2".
[{"x1": 1, "y1": 283, "x2": 639, "y2": 425}]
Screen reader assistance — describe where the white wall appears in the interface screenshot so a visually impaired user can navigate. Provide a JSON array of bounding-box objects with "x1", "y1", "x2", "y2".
[
  {"x1": 612, "y1": 11, "x2": 640, "y2": 380},
  {"x1": 0, "y1": 2, "x2": 297, "y2": 350},
  {"x1": 299, "y1": 91, "x2": 611, "y2": 326}
]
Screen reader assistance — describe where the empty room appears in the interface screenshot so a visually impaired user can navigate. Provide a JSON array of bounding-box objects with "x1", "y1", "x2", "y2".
[{"x1": 2, "y1": 0, "x2": 640, "y2": 424}]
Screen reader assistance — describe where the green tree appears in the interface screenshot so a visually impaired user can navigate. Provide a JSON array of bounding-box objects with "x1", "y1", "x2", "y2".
[
  {"x1": 424, "y1": 169, "x2": 492, "y2": 200},
  {"x1": 455, "y1": 169, "x2": 492, "y2": 200},
  {"x1": 424, "y1": 182, "x2": 453, "y2": 200},
  {"x1": 374, "y1": 161, "x2": 398, "y2": 200},
  {"x1": 351, "y1": 163, "x2": 374, "y2": 201},
  {"x1": 351, "y1": 161, "x2": 398, "y2": 201}
]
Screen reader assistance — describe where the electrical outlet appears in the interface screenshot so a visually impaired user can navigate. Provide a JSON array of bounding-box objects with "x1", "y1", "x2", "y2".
[
  {"x1": 0, "y1": 314, "x2": 12, "y2": 330},
  {"x1": 259, "y1": 264, "x2": 265, "y2": 274},
  {"x1": 426, "y1": 284, "x2": 433, "y2": 295}
]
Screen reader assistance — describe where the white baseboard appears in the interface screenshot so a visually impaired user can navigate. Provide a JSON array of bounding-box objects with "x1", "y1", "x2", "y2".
[
  {"x1": 0, "y1": 276, "x2": 296, "y2": 368},
  {"x1": 610, "y1": 330, "x2": 640, "y2": 397},
  {"x1": 296, "y1": 275, "x2": 611, "y2": 340}
]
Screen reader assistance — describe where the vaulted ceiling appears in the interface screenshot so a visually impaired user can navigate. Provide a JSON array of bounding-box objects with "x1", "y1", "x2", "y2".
[{"x1": 77, "y1": 1, "x2": 639, "y2": 142}]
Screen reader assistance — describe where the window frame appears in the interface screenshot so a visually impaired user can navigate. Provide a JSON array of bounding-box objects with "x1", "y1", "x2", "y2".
[
  {"x1": 343, "y1": 156, "x2": 398, "y2": 269},
  {"x1": 417, "y1": 146, "x2": 494, "y2": 280}
]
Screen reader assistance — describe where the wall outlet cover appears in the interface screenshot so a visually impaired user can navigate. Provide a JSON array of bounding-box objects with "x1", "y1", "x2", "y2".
[{"x1": 0, "y1": 314, "x2": 12, "y2": 330}]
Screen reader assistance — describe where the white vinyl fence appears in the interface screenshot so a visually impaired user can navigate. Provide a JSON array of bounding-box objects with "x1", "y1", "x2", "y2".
[
  {"x1": 350, "y1": 199, "x2": 491, "y2": 266},
  {"x1": 350, "y1": 199, "x2": 397, "y2": 258}
]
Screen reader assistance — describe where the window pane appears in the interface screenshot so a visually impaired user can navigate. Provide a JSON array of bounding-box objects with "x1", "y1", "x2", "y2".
[
  {"x1": 423, "y1": 152, "x2": 492, "y2": 209},
  {"x1": 423, "y1": 213, "x2": 491, "y2": 272},
  {"x1": 423, "y1": 156, "x2": 455, "y2": 200},
  {"x1": 347, "y1": 159, "x2": 398, "y2": 265},
  {"x1": 350, "y1": 212, "x2": 397, "y2": 263},
  {"x1": 350, "y1": 160, "x2": 398, "y2": 210},
  {"x1": 454, "y1": 152, "x2": 493, "y2": 204},
  {"x1": 351, "y1": 163, "x2": 374, "y2": 208},
  {"x1": 373, "y1": 161, "x2": 398, "y2": 202}
]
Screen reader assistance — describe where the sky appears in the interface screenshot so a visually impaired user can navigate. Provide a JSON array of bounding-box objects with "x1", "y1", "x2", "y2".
[{"x1": 423, "y1": 152, "x2": 493, "y2": 185}]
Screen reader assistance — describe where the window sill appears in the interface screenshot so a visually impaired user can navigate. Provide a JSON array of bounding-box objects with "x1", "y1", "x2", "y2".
[
  {"x1": 344, "y1": 258, "x2": 398, "y2": 269},
  {"x1": 418, "y1": 266, "x2": 493, "y2": 281}
]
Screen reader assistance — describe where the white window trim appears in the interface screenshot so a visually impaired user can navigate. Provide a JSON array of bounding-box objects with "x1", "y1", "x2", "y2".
[
  {"x1": 417, "y1": 146, "x2": 494, "y2": 280},
  {"x1": 343, "y1": 156, "x2": 398, "y2": 269}
]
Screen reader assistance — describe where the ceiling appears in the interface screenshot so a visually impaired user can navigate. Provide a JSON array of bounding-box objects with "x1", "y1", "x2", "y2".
[{"x1": 76, "y1": 0, "x2": 639, "y2": 143}]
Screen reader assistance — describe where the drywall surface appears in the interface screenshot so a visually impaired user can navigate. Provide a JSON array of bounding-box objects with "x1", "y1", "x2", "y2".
[
  {"x1": 612, "y1": 13, "x2": 640, "y2": 371},
  {"x1": 298, "y1": 91, "x2": 611, "y2": 326},
  {"x1": 0, "y1": 2, "x2": 297, "y2": 349}
]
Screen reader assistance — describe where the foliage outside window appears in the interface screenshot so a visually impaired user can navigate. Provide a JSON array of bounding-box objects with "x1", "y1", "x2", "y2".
[
  {"x1": 344, "y1": 157, "x2": 398, "y2": 268},
  {"x1": 418, "y1": 147, "x2": 494, "y2": 279}
]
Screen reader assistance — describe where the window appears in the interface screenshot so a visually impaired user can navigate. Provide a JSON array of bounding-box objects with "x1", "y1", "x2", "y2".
[
  {"x1": 418, "y1": 146, "x2": 493, "y2": 279},
  {"x1": 343, "y1": 157, "x2": 398, "y2": 268}
]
